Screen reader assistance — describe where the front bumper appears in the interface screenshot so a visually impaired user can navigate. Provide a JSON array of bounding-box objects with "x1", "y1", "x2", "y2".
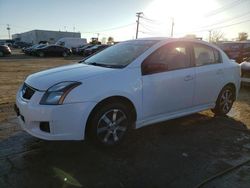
[{"x1": 15, "y1": 89, "x2": 96, "y2": 140}]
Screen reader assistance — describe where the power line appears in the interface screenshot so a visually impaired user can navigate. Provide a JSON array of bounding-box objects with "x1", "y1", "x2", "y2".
[
  {"x1": 176, "y1": 18, "x2": 250, "y2": 36},
  {"x1": 204, "y1": 0, "x2": 247, "y2": 17},
  {"x1": 200, "y1": 11, "x2": 250, "y2": 30},
  {"x1": 81, "y1": 23, "x2": 135, "y2": 34}
]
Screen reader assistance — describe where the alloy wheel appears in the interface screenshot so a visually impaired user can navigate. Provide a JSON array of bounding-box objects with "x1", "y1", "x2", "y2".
[
  {"x1": 96, "y1": 109, "x2": 128, "y2": 145},
  {"x1": 219, "y1": 89, "x2": 234, "y2": 114}
]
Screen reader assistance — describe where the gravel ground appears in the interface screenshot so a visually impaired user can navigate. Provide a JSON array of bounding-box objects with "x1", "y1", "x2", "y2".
[{"x1": 1, "y1": 51, "x2": 250, "y2": 188}]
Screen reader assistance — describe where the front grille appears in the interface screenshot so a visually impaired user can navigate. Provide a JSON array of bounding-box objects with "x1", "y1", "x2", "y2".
[
  {"x1": 21, "y1": 83, "x2": 36, "y2": 100},
  {"x1": 242, "y1": 70, "x2": 250, "y2": 78}
]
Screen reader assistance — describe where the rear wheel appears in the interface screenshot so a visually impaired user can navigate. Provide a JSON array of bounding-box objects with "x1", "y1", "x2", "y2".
[
  {"x1": 88, "y1": 103, "x2": 132, "y2": 146},
  {"x1": 212, "y1": 85, "x2": 235, "y2": 116}
]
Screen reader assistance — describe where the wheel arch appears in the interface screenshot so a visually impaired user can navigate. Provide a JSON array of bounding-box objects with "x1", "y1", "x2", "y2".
[{"x1": 85, "y1": 95, "x2": 137, "y2": 138}]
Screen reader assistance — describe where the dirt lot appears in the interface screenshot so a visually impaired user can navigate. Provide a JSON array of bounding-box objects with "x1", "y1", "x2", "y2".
[{"x1": 1, "y1": 50, "x2": 250, "y2": 188}]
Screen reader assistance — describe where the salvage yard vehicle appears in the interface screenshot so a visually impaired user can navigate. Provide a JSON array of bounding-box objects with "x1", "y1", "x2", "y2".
[
  {"x1": 0, "y1": 45, "x2": 11, "y2": 57},
  {"x1": 13, "y1": 41, "x2": 32, "y2": 48},
  {"x1": 15, "y1": 38, "x2": 241, "y2": 146},
  {"x1": 240, "y1": 57, "x2": 250, "y2": 85},
  {"x1": 218, "y1": 41, "x2": 250, "y2": 63},
  {"x1": 56, "y1": 37, "x2": 87, "y2": 49},
  {"x1": 23, "y1": 44, "x2": 47, "y2": 55},
  {"x1": 83, "y1": 44, "x2": 109, "y2": 57},
  {"x1": 33, "y1": 45, "x2": 71, "y2": 57}
]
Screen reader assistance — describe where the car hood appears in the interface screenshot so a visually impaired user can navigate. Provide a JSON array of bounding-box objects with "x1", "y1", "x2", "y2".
[{"x1": 25, "y1": 63, "x2": 114, "y2": 90}]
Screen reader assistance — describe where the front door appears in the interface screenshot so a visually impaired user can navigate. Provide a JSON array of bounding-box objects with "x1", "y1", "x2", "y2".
[{"x1": 142, "y1": 42, "x2": 195, "y2": 119}]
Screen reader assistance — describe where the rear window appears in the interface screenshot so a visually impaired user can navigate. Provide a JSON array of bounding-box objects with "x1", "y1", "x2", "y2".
[{"x1": 194, "y1": 44, "x2": 221, "y2": 66}]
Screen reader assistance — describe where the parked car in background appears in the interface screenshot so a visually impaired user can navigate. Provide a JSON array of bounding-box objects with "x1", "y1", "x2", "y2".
[
  {"x1": 84, "y1": 44, "x2": 109, "y2": 57},
  {"x1": 0, "y1": 39, "x2": 15, "y2": 47},
  {"x1": 218, "y1": 41, "x2": 250, "y2": 63},
  {"x1": 23, "y1": 44, "x2": 48, "y2": 55},
  {"x1": 23, "y1": 44, "x2": 40, "y2": 54},
  {"x1": 0, "y1": 45, "x2": 11, "y2": 57},
  {"x1": 76, "y1": 44, "x2": 94, "y2": 55},
  {"x1": 33, "y1": 45, "x2": 71, "y2": 57},
  {"x1": 15, "y1": 38, "x2": 240, "y2": 146},
  {"x1": 240, "y1": 57, "x2": 250, "y2": 85},
  {"x1": 56, "y1": 37, "x2": 87, "y2": 49},
  {"x1": 13, "y1": 41, "x2": 32, "y2": 48}
]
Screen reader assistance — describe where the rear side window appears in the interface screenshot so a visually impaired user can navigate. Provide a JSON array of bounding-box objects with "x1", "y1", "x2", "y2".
[{"x1": 194, "y1": 44, "x2": 221, "y2": 66}]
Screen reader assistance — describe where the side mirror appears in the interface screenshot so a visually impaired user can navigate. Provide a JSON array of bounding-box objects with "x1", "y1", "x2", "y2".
[{"x1": 141, "y1": 61, "x2": 167, "y2": 75}]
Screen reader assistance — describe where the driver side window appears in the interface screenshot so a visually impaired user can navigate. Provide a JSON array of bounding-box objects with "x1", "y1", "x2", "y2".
[{"x1": 142, "y1": 43, "x2": 190, "y2": 75}]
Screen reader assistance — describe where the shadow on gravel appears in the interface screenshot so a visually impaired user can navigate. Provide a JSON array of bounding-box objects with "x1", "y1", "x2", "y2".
[{"x1": 1, "y1": 113, "x2": 250, "y2": 188}]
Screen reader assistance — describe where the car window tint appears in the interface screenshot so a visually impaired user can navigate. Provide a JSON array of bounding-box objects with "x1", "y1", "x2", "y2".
[
  {"x1": 213, "y1": 49, "x2": 221, "y2": 63},
  {"x1": 194, "y1": 44, "x2": 217, "y2": 66},
  {"x1": 145, "y1": 43, "x2": 190, "y2": 72}
]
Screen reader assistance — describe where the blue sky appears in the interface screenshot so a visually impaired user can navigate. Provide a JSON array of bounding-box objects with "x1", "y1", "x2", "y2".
[{"x1": 0, "y1": 0, "x2": 250, "y2": 42}]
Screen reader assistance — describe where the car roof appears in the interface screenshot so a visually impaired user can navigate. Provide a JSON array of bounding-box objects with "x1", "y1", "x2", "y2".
[{"x1": 126, "y1": 37, "x2": 221, "y2": 50}]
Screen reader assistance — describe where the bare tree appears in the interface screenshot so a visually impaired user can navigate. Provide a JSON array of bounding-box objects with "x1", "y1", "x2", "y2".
[
  {"x1": 238, "y1": 32, "x2": 248, "y2": 41},
  {"x1": 107, "y1": 37, "x2": 114, "y2": 45},
  {"x1": 210, "y1": 30, "x2": 224, "y2": 43}
]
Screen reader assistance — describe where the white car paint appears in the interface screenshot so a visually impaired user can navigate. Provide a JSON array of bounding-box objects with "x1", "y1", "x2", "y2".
[{"x1": 16, "y1": 38, "x2": 241, "y2": 141}]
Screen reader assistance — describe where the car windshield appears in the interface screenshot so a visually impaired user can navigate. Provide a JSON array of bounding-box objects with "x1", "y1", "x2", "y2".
[{"x1": 83, "y1": 40, "x2": 158, "y2": 68}]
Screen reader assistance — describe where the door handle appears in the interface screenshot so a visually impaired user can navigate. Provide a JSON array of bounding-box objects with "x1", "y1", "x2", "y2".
[
  {"x1": 216, "y1": 69, "x2": 223, "y2": 75},
  {"x1": 184, "y1": 75, "x2": 194, "y2": 81}
]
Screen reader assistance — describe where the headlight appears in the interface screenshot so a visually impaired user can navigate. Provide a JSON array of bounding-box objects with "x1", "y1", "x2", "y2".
[{"x1": 40, "y1": 81, "x2": 81, "y2": 105}]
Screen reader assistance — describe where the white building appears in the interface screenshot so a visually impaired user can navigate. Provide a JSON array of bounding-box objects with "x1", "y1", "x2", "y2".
[{"x1": 12, "y1": 30, "x2": 81, "y2": 44}]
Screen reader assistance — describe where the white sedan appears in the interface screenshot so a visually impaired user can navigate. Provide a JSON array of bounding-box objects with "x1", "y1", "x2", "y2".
[{"x1": 15, "y1": 38, "x2": 241, "y2": 146}]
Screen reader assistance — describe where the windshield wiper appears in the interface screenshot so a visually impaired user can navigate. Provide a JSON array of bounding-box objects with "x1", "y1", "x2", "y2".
[{"x1": 86, "y1": 62, "x2": 124, "y2": 68}]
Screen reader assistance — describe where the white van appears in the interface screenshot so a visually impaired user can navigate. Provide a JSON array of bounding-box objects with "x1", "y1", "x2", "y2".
[{"x1": 56, "y1": 38, "x2": 87, "y2": 49}]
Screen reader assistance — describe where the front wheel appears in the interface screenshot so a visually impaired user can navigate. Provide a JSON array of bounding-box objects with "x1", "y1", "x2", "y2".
[
  {"x1": 88, "y1": 103, "x2": 132, "y2": 146},
  {"x1": 212, "y1": 86, "x2": 235, "y2": 116}
]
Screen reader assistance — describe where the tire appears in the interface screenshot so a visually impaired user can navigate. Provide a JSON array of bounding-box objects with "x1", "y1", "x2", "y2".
[
  {"x1": 39, "y1": 52, "x2": 45, "y2": 57},
  {"x1": 0, "y1": 51, "x2": 4, "y2": 57},
  {"x1": 88, "y1": 102, "x2": 132, "y2": 146},
  {"x1": 62, "y1": 52, "x2": 68, "y2": 57},
  {"x1": 212, "y1": 85, "x2": 235, "y2": 116}
]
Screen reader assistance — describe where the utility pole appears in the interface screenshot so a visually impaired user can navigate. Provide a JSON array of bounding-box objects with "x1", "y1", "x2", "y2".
[
  {"x1": 170, "y1": 18, "x2": 174, "y2": 37},
  {"x1": 136, "y1": 12, "x2": 143, "y2": 39},
  {"x1": 6, "y1": 24, "x2": 11, "y2": 39},
  {"x1": 209, "y1": 30, "x2": 212, "y2": 43}
]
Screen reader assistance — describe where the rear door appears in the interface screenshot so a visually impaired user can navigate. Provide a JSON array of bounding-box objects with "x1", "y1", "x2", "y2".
[{"x1": 192, "y1": 43, "x2": 225, "y2": 106}]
